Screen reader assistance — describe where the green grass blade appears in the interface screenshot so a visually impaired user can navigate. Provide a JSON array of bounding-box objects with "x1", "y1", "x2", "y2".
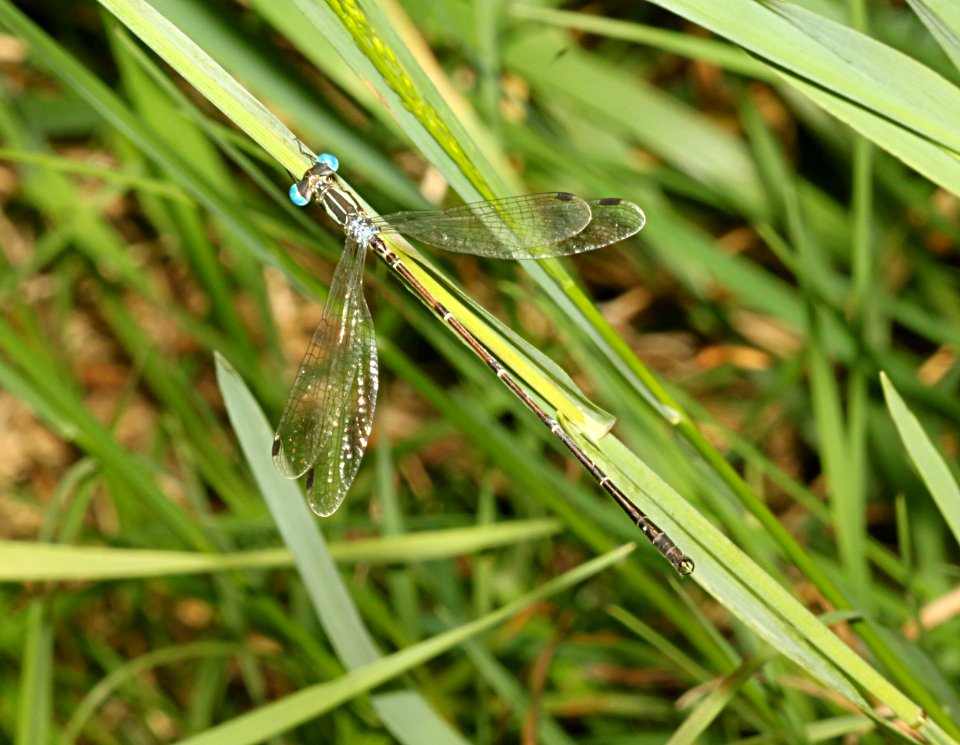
[
  {"x1": 881, "y1": 372, "x2": 960, "y2": 549},
  {"x1": 904, "y1": 0, "x2": 960, "y2": 71},
  {"x1": 16, "y1": 603, "x2": 53, "y2": 745},
  {"x1": 651, "y1": 0, "x2": 960, "y2": 195},
  {"x1": 0, "y1": 520, "x2": 560, "y2": 582},
  {"x1": 565, "y1": 420, "x2": 934, "y2": 733},
  {"x1": 666, "y1": 650, "x2": 777, "y2": 745}
]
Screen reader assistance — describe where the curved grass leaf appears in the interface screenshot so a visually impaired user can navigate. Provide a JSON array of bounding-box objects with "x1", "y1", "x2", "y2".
[
  {"x1": 651, "y1": 0, "x2": 960, "y2": 196},
  {"x1": 906, "y1": 0, "x2": 960, "y2": 71},
  {"x1": 881, "y1": 372, "x2": 960, "y2": 550}
]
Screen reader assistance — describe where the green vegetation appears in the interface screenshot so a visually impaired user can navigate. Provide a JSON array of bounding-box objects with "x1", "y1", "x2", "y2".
[{"x1": 1, "y1": 0, "x2": 959, "y2": 742}]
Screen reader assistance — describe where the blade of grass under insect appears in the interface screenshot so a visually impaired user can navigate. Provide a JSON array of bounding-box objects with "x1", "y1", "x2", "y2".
[
  {"x1": 566, "y1": 421, "x2": 940, "y2": 737},
  {"x1": 93, "y1": 0, "x2": 303, "y2": 175},
  {"x1": 411, "y1": 254, "x2": 616, "y2": 437},
  {"x1": 882, "y1": 373, "x2": 960, "y2": 549},
  {"x1": 150, "y1": 0, "x2": 425, "y2": 206}
]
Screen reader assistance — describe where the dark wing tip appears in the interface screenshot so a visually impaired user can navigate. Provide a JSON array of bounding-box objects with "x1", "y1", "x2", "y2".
[
  {"x1": 556, "y1": 192, "x2": 576, "y2": 201},
  {"x1": 271, "y1": 436, "x2": 282, "y2": 457},
  {"x1": 597, "y1": 197, "x2": 623, "y2": 206}
]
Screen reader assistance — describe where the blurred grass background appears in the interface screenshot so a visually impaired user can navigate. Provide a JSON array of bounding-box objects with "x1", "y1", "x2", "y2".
[{"x1": 1, "y1": 0, "x2": 960, "y2": 743}]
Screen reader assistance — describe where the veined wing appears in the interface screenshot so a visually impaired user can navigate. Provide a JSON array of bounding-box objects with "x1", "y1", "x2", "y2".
[
  {"x1": 272, "y1": 234, "x2": 377, "y2": 509},
  {"x1": 526, "y1": 199, "x2": 645, "y2": 257},
  {"x1": 306, "y1": 269, "x2": 378, "y2": 517},
  {"x1": 372, "y1": 193, "x2": 593, "y2": 259}
]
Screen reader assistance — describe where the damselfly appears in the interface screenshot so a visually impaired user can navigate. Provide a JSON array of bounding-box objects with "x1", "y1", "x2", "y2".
[{"x1": 272, "y1": 152, "x2": 693, "y2": 575}]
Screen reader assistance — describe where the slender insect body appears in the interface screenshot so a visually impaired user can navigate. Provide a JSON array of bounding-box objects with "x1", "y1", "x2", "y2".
[{"x1": 275, "y1": 152, "x2": 693, "y2": 575}]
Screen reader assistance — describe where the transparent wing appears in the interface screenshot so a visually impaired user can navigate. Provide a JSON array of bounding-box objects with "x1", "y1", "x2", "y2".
[
  {"x1": 306, "y1": 279, "x2": 378, "y2": 516},
  {"x1": 525, "y1": 199, "x2": 646, "y2": 258},
  {"x1": 272, "y1": 234, "x2": 376, "y2": 509},
  {"x1": 372, "y1": 193, "x2": 593, "y2": 259}
]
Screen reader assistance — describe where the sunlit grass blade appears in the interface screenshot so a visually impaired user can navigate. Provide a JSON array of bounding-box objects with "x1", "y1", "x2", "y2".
[
  {"x1": 565, "y1": 421, "x2": 943, "y2": 738},
  {"x1": 289, "y1": 0, "x2": 497, "y2": 199},
  {"x1": 0, "y1": 520, "x2": 561, "y2": 582},
  {"x1": 95, "y1": 0, "x2": 303, "y2": 174}
]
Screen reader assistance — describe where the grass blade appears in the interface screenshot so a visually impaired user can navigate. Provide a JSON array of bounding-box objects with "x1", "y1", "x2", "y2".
[{"x1": 881, "y1": 372, "x2": 960, "y2": 549}]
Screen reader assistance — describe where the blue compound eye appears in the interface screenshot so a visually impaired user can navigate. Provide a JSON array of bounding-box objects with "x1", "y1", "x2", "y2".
[
  {"x1": 289, "y1": 183, "x2": 309, "y2": 207},
  {"x1": 317, "y1": 152, "x2": 339, "y2": 172}
]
